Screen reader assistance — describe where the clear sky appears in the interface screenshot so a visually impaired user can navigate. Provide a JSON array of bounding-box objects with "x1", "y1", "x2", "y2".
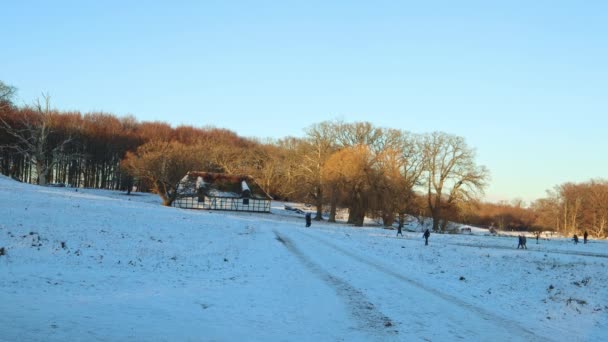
[{"x1": 2, "y1": 0, "x2": 607, "y2": 203}]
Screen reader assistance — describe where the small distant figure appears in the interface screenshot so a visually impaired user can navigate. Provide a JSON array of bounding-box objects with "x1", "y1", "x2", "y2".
[
  {"x1": 522, "y1": 235, "x2": 527, "y2": 249},
  {"x1": 583, "y1": 231, "x2": 588, "y2": 244},
  {"x1": 535, "y1": 232, "x2": 540, "y2": 244},
  {"x1": 517, "y1": 235, "x2": 523, "y2": 249},
  {"x1": 305, "y1": 213, "x2": 312, "y2": 227},
  {"x1": 423, "y1": 229, "x2": 430, "y2": 246},
  {"x1": 396, "y1": 225, "x2": 403, "y2": 237},
  {"x1": 573, "y1": 234, "x2": 579, "y2": 244}
]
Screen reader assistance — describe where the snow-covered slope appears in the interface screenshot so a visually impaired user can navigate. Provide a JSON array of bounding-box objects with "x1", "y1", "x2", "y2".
[{"x1": 1, "y1": 176, "x2": 606, "y2": 341}]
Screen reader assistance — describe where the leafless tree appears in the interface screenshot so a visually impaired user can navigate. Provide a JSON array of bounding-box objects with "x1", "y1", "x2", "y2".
[
  {"x1": 322, "y1": 144, "x2": 378, "y2": 226},
  {"x1": 122, "y1": 140, "x2": 202, "y2": 206},
  {"x1": 0, "y1": 94, "x2": 73, "y2": 185},
  {"x1": 0, "y1": 81, "x2": 16, "y2": 106},
  {"x1": 387, "y1": 130, "x2": 425, "y2": 227},
  {"x1": 422, "y1": 132, "x2": 489, "y2": 232},
  {"x1": 301, "y1": 121, "x2": 338, "y2": 220},
  {"x1": 587, "y1": 180, "x2": 608, "y2": 237},
  {"x1": 533, "y1": 179, "x2": 608, "y2": 238}
]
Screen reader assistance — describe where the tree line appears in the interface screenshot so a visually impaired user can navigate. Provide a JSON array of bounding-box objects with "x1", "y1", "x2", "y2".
[
  {"x1": 1, "y1": 81, "x2": 605, "y2": 236},
  {"x1": 531, "y1": 180, "x2": 608, "y2": 238},
  {"x1": 456, "y1": 180, "x2": 608, "y2": 238}
]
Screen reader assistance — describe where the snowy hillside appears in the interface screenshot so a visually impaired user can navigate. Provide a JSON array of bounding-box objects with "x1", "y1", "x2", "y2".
[{"x1": 1, "y1": 176, "x2": 606, "y2": 341}]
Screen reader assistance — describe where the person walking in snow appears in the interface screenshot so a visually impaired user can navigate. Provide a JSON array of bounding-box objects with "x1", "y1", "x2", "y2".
[
  {"x1": 423, "y1": 229, "x2": 430, "y2": 246},
  {"x1": 573, "y1": 234, "x2": 579, "y2": 244},
  {"x1": 517, "y1": 235, "x2": 523, "y2": 249},
  {"x1": 305, "y1": 213, "x2": 312, "y2": 227},
  {"x1": 522, "y1": 235, "x2": 527, "y2": 249},
  {"x1": 396, "y1": 225, "x2": 403, "y2": 237},
  {"x1": 584, "y1": 231, "x2": 588, "y2": 244}
]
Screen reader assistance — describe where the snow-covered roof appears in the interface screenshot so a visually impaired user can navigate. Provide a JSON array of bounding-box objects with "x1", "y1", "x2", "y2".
[{"x1": 178, "y1": 171, "x2": 271, "y2": 199}]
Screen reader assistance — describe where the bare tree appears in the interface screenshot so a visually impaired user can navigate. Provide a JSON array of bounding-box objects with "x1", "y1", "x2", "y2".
[
  {"x1": 0, "y1": 81, "x2": 16, "y2": 107},
  {"x1": 378, "y1": 130, "x2": 425, "y2": 228},
  {"x1": 322, "y1": 144, "x2": 385, "y2": 226},
  {"x1": 301, "y1": 121, "x2": 338, "y2": 220},
  {"x1": 331, "y1": 122, "x2": 387, "y2": 225},
  {"x1": 557, "y1": 183, "x2": 585, "y2": 234},
  {"x1": 122, "y1": 140, "x2": 202, "y2": 206},
  {"x1": 237, "y1": 141, "x2": 284, "y2": 197},
  {"x1": 587, "y1": 180, "x2": 608, "y2": 237},
  {"x1": 0, "y1": 94, "x2": 73, "y2": 185},
  {"x1": 318, "y1": 123, "x2": 426, "y2": 226},
  {"x1": 335, "y1": 121, "x2": 384, "y2": 150},
  {"x1": 422, "y1": 132, "x2": 489, "y2": 232},
  {"x1": 535, "y1": 179, "x2": 608, "y2": 238}
]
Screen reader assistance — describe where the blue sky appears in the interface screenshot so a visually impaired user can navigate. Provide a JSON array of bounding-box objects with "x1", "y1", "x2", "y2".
[{"x1": 2, "y1": 0, "x2": 607, "y2": 203}]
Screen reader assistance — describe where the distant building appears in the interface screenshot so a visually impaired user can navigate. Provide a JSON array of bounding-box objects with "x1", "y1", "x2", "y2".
[{"x1": 173, "y1": 172, "x2": 271, "y2": 213}]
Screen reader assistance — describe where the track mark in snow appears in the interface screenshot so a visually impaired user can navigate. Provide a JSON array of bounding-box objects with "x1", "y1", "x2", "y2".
[
  {"x1": 273, "y1": 230, "x2": 398, "y2": 337},
  {"x1": 449, "y1": 242, "x2": 608, "y2": 259},
  {"x1": 298, "y1": 231, "x2": 551, "y2": 342},
  {"x1": 275, "y1": 235, "x2": 287, "y2": 245}
]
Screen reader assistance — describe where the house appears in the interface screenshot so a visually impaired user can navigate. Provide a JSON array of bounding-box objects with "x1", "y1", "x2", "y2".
[{"x1": 173, "y1": 172, "x2": 272, "y2": 213}]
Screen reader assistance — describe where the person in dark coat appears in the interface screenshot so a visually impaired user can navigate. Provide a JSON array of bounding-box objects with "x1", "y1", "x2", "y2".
[
  {"x1": 396, "y1": 225, "x2": 403, "y2": 237},
  {"x1": 584, "y1": 231, "x2": 588, "y2": 244},
  {"x1": 573, "y1": 234, "x2": 579, "y2": 244},
  {"x1": 517, "y1": 235, "x2": 523, "y2": 249},
  {"x1": 305, "y1": 213, "x2": 312, "y2": 227},
  {"x1": 423, "y1": 229, "x2": 430, "y2": 245},
  {"x1": 522, "y1": 235, "x2": 527, "y2": 249}
]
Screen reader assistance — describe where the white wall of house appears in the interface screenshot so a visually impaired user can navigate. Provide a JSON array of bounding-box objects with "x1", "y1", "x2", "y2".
[{"x1": 173, "y1": 196, "x2": 270, "y2": 212}]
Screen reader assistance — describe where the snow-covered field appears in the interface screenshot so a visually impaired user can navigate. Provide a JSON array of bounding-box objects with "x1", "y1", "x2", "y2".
[{"x1": 1, "y1": 176, "x2": 606, "y2": 341}]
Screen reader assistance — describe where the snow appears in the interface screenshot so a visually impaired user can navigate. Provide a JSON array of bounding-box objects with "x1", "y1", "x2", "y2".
[
  {"x1": 1, "y1": 176, "x2": 607, "y2": 341},
  {"x1": 206, "y1": 189, "x2": 240, "y2": 198}
]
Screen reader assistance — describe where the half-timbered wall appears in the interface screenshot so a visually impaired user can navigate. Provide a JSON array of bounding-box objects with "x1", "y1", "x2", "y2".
[{"x1": 173, "y1": 196, "x2": 270, "y2": 213}]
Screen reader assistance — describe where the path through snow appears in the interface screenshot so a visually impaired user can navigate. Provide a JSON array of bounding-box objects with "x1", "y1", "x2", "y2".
[
  {"x1": 277, "y1": 227, "x2": 551, "y2": 342},
  {"x1": 274, "y1": 230, "x2": 398, "y2": 339}
]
